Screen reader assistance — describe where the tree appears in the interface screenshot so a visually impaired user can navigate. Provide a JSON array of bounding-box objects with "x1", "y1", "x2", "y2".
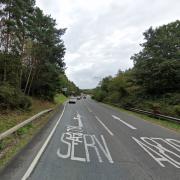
[
  {"x1": 0, "y1": 0, "x2": 69, "y2": 108},
  {"x1": 132, "y1": 20, "x2": 180, "y2": 94}
]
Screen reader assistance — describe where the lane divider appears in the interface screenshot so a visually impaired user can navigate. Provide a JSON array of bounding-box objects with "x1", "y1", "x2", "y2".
[
  {"x1": 112, "y1": 115, "x2": 137, "y2": 130},
  {"x1": 21, "y1": 103, "x2": 67, "y2": 180},
  {"x1": 95, "y1": 116, "x2": 114, "y2": 136}
]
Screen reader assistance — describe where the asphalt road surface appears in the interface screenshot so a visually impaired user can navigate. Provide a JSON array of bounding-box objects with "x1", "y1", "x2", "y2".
[{"x1": 1, "y1": 96, "x2": 180, "y2": 180}]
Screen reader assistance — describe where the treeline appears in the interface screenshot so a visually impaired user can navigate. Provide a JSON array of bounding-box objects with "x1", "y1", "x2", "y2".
[
  {"x1": 93, "y1": 20, "x2": 180, "y2": 117},
  {"x1": 0, "y1": 0, "x2": 78, "y2": 109}
]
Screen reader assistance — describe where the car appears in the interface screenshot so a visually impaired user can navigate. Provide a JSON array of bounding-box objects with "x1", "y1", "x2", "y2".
[
  {"x1": 69, "y1": 97, "x2": 77, "y2": 104},
  {"x1": 77, "y1": 96, "x2": 81, "y2": 100}
]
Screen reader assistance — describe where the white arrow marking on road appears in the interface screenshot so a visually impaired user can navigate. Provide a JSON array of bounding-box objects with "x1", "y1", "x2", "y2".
[
  {"x1": 112, "y1": 115, "x2": 137, "y2": 130},
  {"x1": 73, "y1": 112, "x2": 83, "y2": 128},
  {"x1": 95, "y1": 116, "x2": 114, "y2": 136}
]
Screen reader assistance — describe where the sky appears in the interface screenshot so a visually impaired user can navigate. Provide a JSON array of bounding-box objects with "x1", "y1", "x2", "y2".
[{"x1": 36, "y1": 0, "x2": 180, "y2": 89}]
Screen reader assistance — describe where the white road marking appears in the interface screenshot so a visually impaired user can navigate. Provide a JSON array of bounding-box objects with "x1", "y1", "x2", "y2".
[
  {"x1": 57, "y1": 132, "x2": 86, "y2": 162},
  {"x1": 57, "y1": 133, "x2": 113, "y2": 163},
  {"x1": 132, "y1": 137, "x2": 180, "y2": 168},
  {"x1": 57, "y1": 133, "x2": 71, "y2": 159},
  {"x1": 93, "y1": 135, "x2": 114, "y2": 163},
  {"x1": 21, "y1": 104, "x2": 67, "y2": 180},
  {"x1": 95, "y1": 116, "x2": 114, "y2": 136},
  {"x1": 83, "y1": 134, "x2": 102, "y2": 163},
  {"x1": 112, "y1": 115, "x2": 137, "y2": 130},
  {"x1": 166, "y1": 139, "x2": 180, "y2": 149},
  {"x1": 73, "y1": 112, "x2": 83, "y2": 128}
]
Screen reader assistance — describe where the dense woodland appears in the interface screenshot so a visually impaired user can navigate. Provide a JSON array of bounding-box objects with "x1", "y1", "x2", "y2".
[
  {"x1": 93, "y1": 20, "x2": 180, "y2": 117},
  {"x1": 0, "y1": 0, "x2": 79, "y2": 109}
]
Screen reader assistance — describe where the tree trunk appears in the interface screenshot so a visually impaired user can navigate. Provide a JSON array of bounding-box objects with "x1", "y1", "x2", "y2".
[
  {"x1": 27, "y1": 70, "x2": 35, "y2": 96},
  {"x1": 3, "y1": 60, "x2": 7, "y2": 82},
  {"x1": 24, "y1": 64, "x2": 33, "y2": 94}
]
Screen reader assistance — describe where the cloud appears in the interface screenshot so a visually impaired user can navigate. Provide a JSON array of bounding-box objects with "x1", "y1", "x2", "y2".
[{"x1": 36, "y1": 0, "x2": 180, "y2": 89}]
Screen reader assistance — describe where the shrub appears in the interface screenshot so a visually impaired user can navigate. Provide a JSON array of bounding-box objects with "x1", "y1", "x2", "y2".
[
  {"x1": 105, "y1": 92, "x2": 120, "y2": 104},
  {"x1": 93, "y1": 90, "x2": 107, "y2": 102},
  {"x1": 163, "y1": 93, "x2": 180, "y2": 105},
  {"x1": 0, "y1": 83, "x2": 32, "y2": 110},
  {"x1": 147, "y1": 102, "x2": 161, "y2": 113},
  {"x1": 174, "y1": 105, "x2": 180, "y2": 116}
]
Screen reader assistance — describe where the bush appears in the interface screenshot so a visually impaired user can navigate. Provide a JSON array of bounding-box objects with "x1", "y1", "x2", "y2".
[
  {"x1": 0, "y1": 83, "x2": 32, "y2": 110},
  {"x1": 104, "y1": 92, "x2": 120, "y2": 103},
  {"x1": 93, "y1": 90, "x2": 107, "y2": 102},
  {"x1": 163, "y1": 93, "x2": 180, "y2": 105},
  {"x1": 174, "y1": 105, "x2": 180, "y2": 116},
  {"x1": 147, "y1": 102, "x2": 160, "y2": 111}
]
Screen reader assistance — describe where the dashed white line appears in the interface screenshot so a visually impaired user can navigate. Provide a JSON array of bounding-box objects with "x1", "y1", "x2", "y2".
[
  {"x1": 95, "y1": 116, "x2": 114, "y2": 136},
  {"x1": 112, "y1": 115, "x2": 137, "y2": 130},
  {"x1": 21, "y1": 103, "x2": 67, "y2": 180}
]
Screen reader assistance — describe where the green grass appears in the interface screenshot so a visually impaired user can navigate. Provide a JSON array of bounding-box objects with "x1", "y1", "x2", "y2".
[
  {"x1": 0, "y1": 112, "x2": 54, "y2": 169},
  {"x1": 0, "y1": 98, "x2": 55, "y2": 133},
  {"x1": 0, "y1": 98, "x2": 57, "y2": 169},
  {"x1": 103, "y1": 103, "x2": 180, "y2": 132},
  {"x1": 0, "y1": 94, "x2": 68, "y2": 169},
  {"x1": 54, "y1": 93, "x2": 67, "y2": 104}
]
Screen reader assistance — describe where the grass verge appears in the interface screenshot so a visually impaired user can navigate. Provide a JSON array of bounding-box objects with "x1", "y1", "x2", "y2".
[
  {"x1": 54, "y1": 93, "x2": 68, "y2": 104},
  {"x1": 0, "y1": 95, "x2": 67, "y2": 169},
  {"x1": 0, "y1": 111, "x2": 54, "y2": 169},
  {"x1": 103, "y1": 103, "x2": 180, "y2": 132}
]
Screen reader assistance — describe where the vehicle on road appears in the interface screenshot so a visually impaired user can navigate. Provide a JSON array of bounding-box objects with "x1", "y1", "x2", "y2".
[
  {"x1": 77, "y1": 96, "x2": 81, "y2": 100},
  {"x1": 69, "y1": 96, "x2": 77, "y2": 104}
]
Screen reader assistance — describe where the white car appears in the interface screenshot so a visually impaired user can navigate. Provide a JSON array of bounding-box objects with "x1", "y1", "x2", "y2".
[
  {"x1": 77, "y1": 96, "x2": 81, "y2": 100},
  {"x1": 69, "y1": 97, "x2": 77, "y2": 104}
]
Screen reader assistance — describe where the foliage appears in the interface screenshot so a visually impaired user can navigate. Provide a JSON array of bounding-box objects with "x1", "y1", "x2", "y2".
[
  {"x1": 17, "y1": 123, "x2": 33, "y2": 136},
  {"x1": 58, "y1": 73, "x2": 80, "y2": 96},
  {"x1": 0, "y1": 0, "x2": 77, "y2": 109},
  {"x1": 93, "y1": 20, "x2": 180, "y2": 117},
  {"x1": 54, "y1": 93, "x2": 67, "y2": 104},
  {"x1": 174, "y1": 105, "x2": 180, "y2": 116},
  {"x1": 131, "y1": 20, "x2": 180, "y2": 94},
  {"x1": 0, "y1": 83, "x2": 32, "y2": 109}
]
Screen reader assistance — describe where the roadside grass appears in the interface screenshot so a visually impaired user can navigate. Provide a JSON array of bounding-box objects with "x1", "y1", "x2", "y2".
[
  {"x1": 0, "y1": 95, "x2": 67, "y2": 170},
  {"x1": 0, "y1": 111, "x2": 54, "y2": 169},
  {"x1": 0, "y1": 98, "x2": 55, "y2": 133},
  {"x1": 54, "y1": 93, "x2": 67, "y2": 104},
  {"x1": 102, "y1": 103, "x2": 180, "y2": 132}
]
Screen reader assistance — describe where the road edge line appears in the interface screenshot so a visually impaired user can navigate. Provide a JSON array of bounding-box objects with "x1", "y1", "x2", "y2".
[{"x1": 21, "y1": 103, "x2": 67, "y2": 180}]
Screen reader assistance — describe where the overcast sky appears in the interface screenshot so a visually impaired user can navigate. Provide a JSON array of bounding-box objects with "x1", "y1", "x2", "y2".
[{"x1": 36, "y1": 0, "x2": 180, "y2": 89}]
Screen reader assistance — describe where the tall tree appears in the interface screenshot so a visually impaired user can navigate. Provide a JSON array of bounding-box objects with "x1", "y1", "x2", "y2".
[{"x1": 132, "y1": 20, "x2": 180, "y2": 94}]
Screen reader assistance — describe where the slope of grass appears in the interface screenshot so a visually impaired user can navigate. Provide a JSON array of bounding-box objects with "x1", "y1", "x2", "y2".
[
  {"x1": 54, "y1": 93, "x2": 67, "y2": 104},
  {"x1": 0, "y1": 98, "x2": 58, "y2": 169},
  {"x1": 0, "y1": 98, "x2": 55, "y2": 133}
]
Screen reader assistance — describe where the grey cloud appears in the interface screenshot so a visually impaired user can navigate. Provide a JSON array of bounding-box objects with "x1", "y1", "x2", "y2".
[{"x1": 37, "y1": 0, "x2": 180, "y2": 89}]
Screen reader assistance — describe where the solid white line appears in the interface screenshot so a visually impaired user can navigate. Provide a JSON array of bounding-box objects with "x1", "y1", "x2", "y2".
[
  {"x1": 21, "y1": 103, "x2": 67, "y2": 180},
  {"x1": 95, "y1": 116, "x2": 114, "y2": 136},
  {"x1": 112, "y1": 115, "x2": 137, "y2": 130}
]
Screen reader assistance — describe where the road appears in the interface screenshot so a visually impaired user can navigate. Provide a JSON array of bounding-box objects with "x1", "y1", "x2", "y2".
[{"x1": 1, "y1": 96, "x2": 180, "y2": 180}]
